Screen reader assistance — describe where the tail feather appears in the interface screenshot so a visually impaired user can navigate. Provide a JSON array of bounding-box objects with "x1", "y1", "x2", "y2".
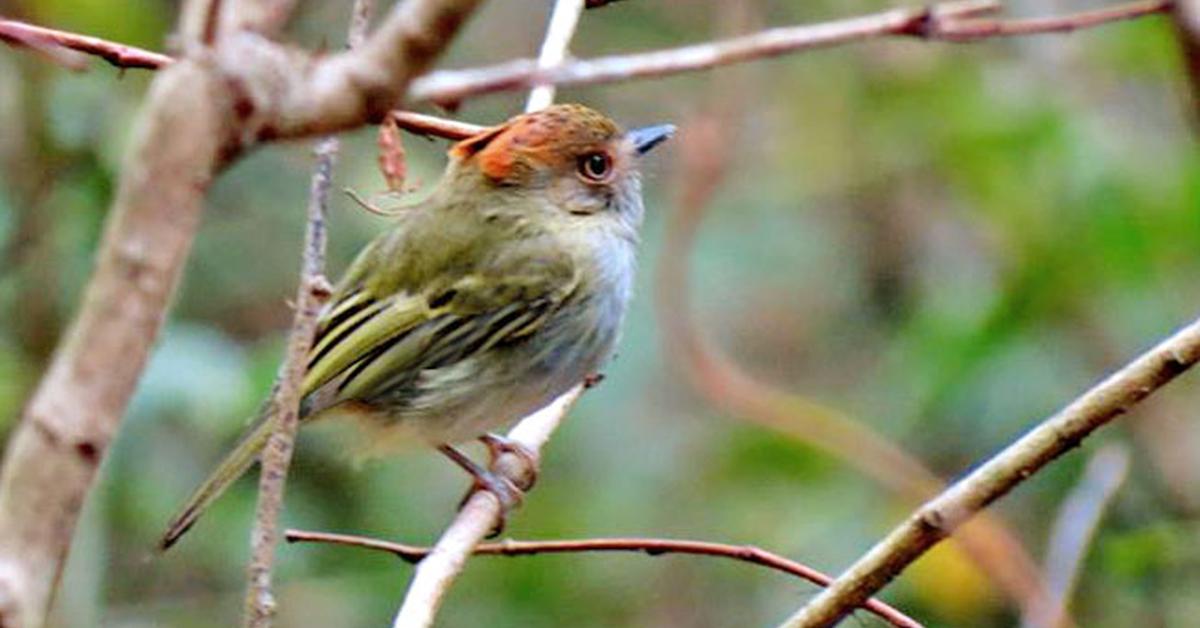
[{"x1": 158, "y1": 415, "x2": 275, "y2": 551}]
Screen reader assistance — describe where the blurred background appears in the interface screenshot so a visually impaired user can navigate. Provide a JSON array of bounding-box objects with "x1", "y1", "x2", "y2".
[{"x1": 1, "y1": 0, "x2": 1198, "y2": 626}]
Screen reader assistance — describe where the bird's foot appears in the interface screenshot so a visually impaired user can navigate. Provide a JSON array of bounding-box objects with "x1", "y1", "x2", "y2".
[{"x1": 439, "y1": 444, "x2": 524, "y2": 537}]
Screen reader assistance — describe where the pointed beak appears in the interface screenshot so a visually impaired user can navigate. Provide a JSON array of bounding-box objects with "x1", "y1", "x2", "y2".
[{"x1": 627, "y1": 123, "x2": 676, "y2": 155}]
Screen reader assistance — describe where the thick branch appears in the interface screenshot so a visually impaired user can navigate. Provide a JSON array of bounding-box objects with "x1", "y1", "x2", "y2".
[
  {"x1": 779, "y1": 315, "x2": 1200, "y2": 627},
  {"x1": 250, "y1": 0, "x2": 484, "y2": 138},
  {"x1": 0, "y1": 58, "x2": 228, "y2": 628},
  {"x1": 286, "y1": 531, "x2": 922, "y2": 628}
]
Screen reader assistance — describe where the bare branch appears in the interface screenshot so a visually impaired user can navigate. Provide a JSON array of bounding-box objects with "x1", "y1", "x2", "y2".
[
  {"x1": 1172, "y1": 0, "x2": 1200, "y2": 121},
  {"x1": 0, "y1": 57, "x2": 227, "y2": 628},
  {"x1": 526, "y1": 0, "x2": 585, "y2": 111},
  {"x1": 391, "y1": 387, "x2": 584, "y2": 628},
  {"x1": 389, "y1": 110, "x2": 484, "y2": 140},
  {"x1": 0, "y1": 18, "x2": 172, "y2": 69},
  {"x1": 936, "y1": 0, "x2": 1174, "y2": 39},
  {"x1": 408, "y1": 0, "x2": 1171, "y2": 104},
  {"x1": 241, "y1": 2, "x2": 373, "y2": 624},
  {"x1": 1027, "y1": 445, "x2": 1130, "y2": 628},
  {"x1": 286, "y1": 531, "x2": 923, "y2": 628},
  {"x1": 252, "y1": 0, "x2": 485, "y2": 139},
  {"x1": 0, "y1": 17, "x2": 483, "y2": 142},
  {"x1": 242, "y1": 136, "x2": 337, "y2": 627},
  {"x1": 779, "y1": 315, "x2": 1200, "y2": 627}
]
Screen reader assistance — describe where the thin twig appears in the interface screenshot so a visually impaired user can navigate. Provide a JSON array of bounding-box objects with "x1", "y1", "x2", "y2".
[
  {"x1": 391, "y1": 387, "x2": 584, "y2": 628},
  {"x1": 779, "y1": 315, "x2": 1200, "y2": 627},
  {"x1": 389, "y1": 110, "x2": 484, "y2": 140},
  {"x1": 242, "y1": 138, "x2": 337, "y2": 628},
  {"x1": 286, "y1": 530, "x2": 924, "y2": 628},
  {"x1": 0, "y1": 18, "x2": 172, "y2": 69},
  {"x1": 242, "y1": 2, "x2": 373, "y2": 625},
  {"x1": 935, "y1": 0, "x2": 1174, "y2": 39},
  {"x1": 525, "y1": 0, "x2": 585, "y2": 111},
  {"x1": 1027, "y1": 445, "x2": 1130, "y2": 628},
  {"x1": 408, "y1": 0, "x2": 1170, "y2": 104}
]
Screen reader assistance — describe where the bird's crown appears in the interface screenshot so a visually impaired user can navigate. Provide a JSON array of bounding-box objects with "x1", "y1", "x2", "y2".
[{"x1": 450, "y1": 104, "x2": 622, "y2": 183}]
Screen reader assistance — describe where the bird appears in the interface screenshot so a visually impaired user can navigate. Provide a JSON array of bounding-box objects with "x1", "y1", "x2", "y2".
[{"x1": 158, "y1": 103, "x2": 674, "y2": 550}]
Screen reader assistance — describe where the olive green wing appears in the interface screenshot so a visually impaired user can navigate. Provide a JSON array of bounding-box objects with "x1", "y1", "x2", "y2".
[{"x1": 301, "y1": 245, "x2": 581, "y2": 414}]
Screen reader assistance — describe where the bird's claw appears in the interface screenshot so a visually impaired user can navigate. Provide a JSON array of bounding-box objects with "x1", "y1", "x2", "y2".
[{"x1": 479, "y1": 433, "x2": 539, "y2": 491}]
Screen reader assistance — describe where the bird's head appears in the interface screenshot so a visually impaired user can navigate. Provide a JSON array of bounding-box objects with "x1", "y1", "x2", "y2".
[{"x1": 447, "y1": 104, "x2": 673, "y2": 220}]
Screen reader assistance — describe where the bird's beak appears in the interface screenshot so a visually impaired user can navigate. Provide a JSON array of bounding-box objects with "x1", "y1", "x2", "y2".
[{"x1": 627, "y1": 124, "x2": 676, "y2": 155}]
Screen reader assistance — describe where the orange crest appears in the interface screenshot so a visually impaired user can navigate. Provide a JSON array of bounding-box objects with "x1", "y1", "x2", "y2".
[{"x1": 450, "y1": 104, "x2": 621, "y2": 183}]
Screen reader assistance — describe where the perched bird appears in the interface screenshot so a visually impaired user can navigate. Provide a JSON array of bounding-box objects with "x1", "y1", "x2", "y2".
[{"x1": 159, "y1": 104, "x2": 674, "y2": 550}]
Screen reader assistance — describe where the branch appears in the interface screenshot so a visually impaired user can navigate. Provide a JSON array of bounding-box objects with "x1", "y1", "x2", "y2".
[
  {"x1": 242, "y1": 137, "x2": 336, "y2": 627},
  {"x1": 935, "y1": 0, "x2": 1174, "y2": 38},
  {"x1": 0, "y1": 18, "x2": 172, "y2": 69},
  {"x1": 1027, "y1": 445, "x2": 1130, "y2": 628},
  {"x1": 244, "y1": 0, "x2": 484, "y2": 139},
  {"x1": 0, "y1": 54, "x2": 227, "y2": 628},
  {"x1": 286, "y1": 531, "x2": 923, "y2": 628},
  {"x1": 778, "y1": 315, "x2": 1200, "y2": 627},
  {"x1": 1172, "y1": 0, "x2": 1200, "y2": 121},
  {"x1": 525, "y1": 0, "x2": 585, "y2": 111},
  {"x1": 388, "y1": 110, "x2": 484, "y2": 140},
  {"x1": 241, "y1": 3, "x2": 374, "y2": 625},
  {"x1": 391, "y1": 386, "x2": 584, "y2": 628},
  {"x1": 0, "y1": 18, "x2": 485, "y2": 143},
  {"x1": 407, "y1": 0, "x2": 1172, "y2": 105}
]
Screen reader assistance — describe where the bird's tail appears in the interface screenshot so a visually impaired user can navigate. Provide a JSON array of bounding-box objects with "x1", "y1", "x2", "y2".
[{"x1": 158, "y1": 413, "x2": 275, "y2": 551}]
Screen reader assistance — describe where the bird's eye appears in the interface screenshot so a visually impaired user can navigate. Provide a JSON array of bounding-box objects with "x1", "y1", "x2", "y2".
[{"x1": 578, "y1": 152, "x2": 611, "y2": 182}]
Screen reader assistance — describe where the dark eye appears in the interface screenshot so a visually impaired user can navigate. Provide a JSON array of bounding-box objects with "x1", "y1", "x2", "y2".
[{"x1": 578, "y1": 152, "x2": 611, "y2": 181}]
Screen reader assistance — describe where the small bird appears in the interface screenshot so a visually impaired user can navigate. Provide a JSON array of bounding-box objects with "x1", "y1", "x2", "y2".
[{"x1": 159, "y1": 104, "x2": 674, "y2": 550}]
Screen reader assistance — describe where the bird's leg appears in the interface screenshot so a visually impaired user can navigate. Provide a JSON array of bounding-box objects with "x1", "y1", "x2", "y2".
[
  {"x1": 438, "y1": 444, "x2": 523, "y2": 535},
  {"x1": 479, "y1": 433, "x2": 539, "y2": 491}
]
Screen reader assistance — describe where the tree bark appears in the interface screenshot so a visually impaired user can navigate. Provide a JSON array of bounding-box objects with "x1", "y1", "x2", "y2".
[{"x1": 0, "y1": 58, "x2": 230, "y2": 628}]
